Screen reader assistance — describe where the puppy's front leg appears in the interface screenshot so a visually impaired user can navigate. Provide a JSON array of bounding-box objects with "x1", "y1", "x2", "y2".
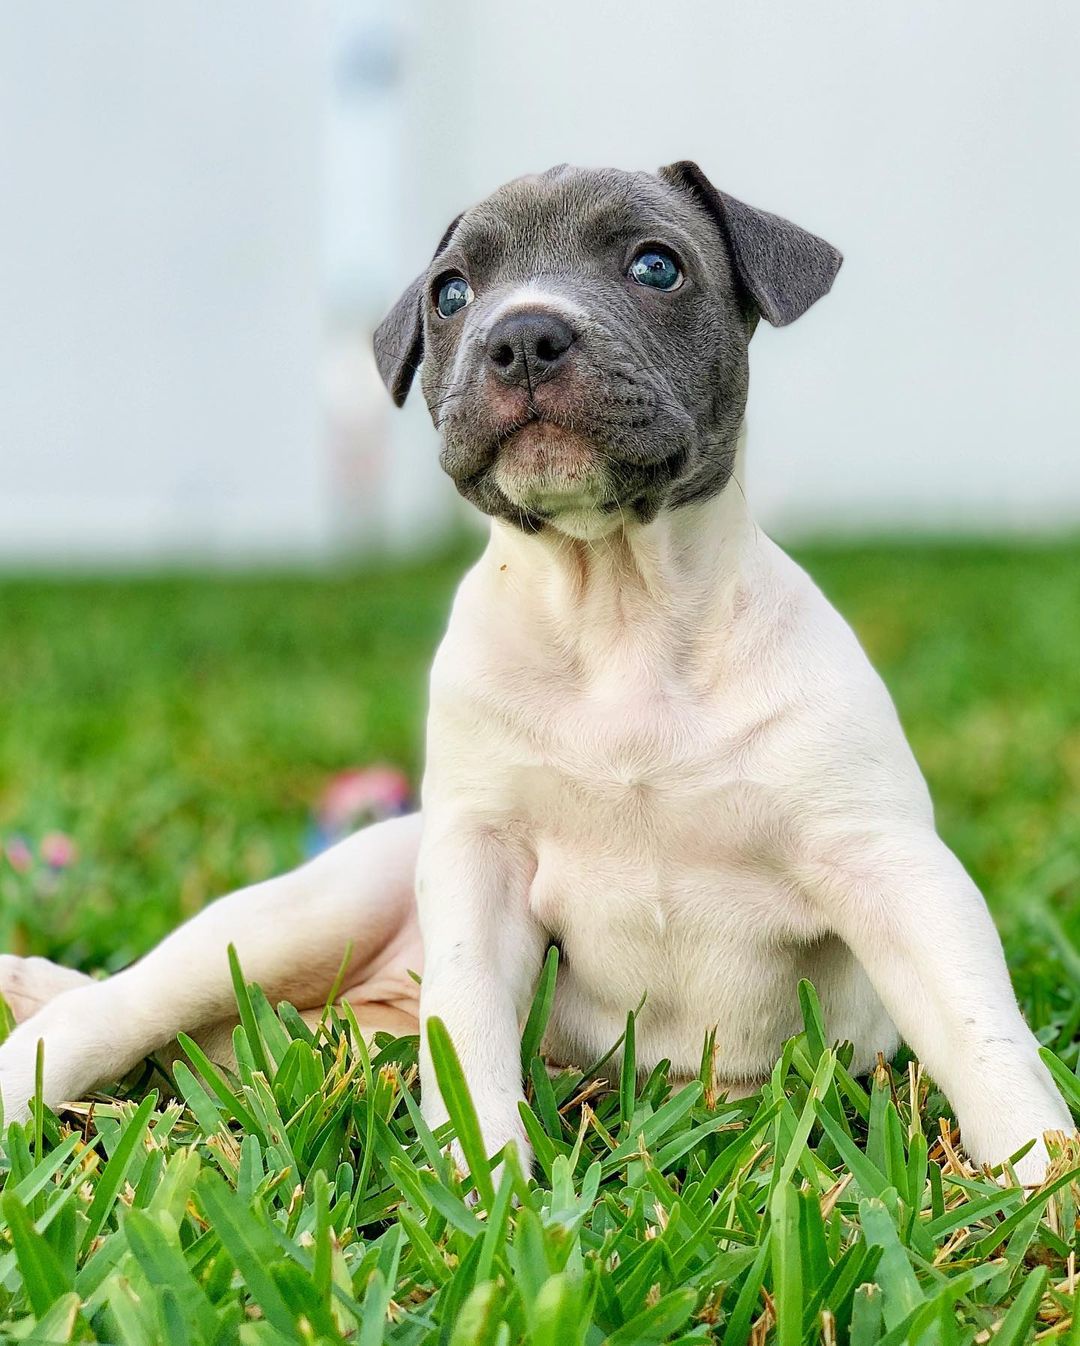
[
  {"x1": 806, "y1": 827, "x2": 1073, "y2": 1182},
  {"x1": 416, "y1": 823, "x2": 543, "y2": 1176}
]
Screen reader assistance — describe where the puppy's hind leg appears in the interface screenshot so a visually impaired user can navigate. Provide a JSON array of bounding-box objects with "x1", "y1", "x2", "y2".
[
  {"x1": 0, "y1": 811, "x2": 423, "y2": 1124},
  {"x1": 0, "y1": 956, "x2": 94, "y2": 1025}
]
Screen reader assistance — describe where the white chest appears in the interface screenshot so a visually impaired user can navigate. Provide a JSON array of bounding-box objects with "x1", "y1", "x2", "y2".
[{"x1": 490, "y1": 674, "x2": 818, "y2": 1013}]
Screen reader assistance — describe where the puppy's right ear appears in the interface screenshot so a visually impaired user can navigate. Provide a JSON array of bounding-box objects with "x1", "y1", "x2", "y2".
[
  {"x1": 373, "y1": 213, "x2": 464, "y2": 407},
  {"x1": 659, "y1": 161, "x2": 842, "y2": 327}
]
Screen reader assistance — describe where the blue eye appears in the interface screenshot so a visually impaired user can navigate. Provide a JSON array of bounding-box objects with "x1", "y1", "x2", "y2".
[
  {"x1": 628, "y1": 251, "x2": 683, "y2": 291},
  {"x1": 436, "y1": 275, "x2": 474, "y2": 318}
]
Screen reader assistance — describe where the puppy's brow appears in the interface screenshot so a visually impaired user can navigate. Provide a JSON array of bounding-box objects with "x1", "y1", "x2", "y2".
[
  {"x1": 447, "y1": 222, "x2": 511, "y2": 276},
  {"x1": 577, "y1": 203, "x2": 653, "y2": 248}
]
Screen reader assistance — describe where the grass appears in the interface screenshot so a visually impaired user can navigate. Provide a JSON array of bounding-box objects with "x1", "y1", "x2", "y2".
[{"x1": 1, "y1": 536, "x2": 1079, "y2": 1343}]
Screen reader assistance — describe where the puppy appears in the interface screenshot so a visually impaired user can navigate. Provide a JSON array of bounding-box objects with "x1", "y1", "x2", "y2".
[{"x1": 0, "y1": 162, "x2": 1070, "y2": 1185}]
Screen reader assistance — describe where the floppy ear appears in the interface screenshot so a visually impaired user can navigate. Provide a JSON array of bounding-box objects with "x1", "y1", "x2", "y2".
[
  {"x1": 373, "y1": 275, "x2": 425, "y2": 407},
  {"x1": 659, "y1": 160, "x2": 842, "y2": 327},
  {"x1": 373, "y1": 213, "x2": 464, "y2": 407}
]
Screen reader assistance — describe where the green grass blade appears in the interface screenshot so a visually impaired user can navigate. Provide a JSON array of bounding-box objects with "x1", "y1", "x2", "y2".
[
  {"x1": 194, "y1": 1170, "x2": 295, "y2": 1335},
  {"x1": 122, "y1": 1208, "x2": 220, "y2": 1345},
  {"x1": 797, "y1": 979, "x2": 828, "y2": 1061},
  {"x1": 2, "y1": 1191, "x2": 74, "y2": 1317},
  {"x1": 227, "y1": 943, "x2": 271, "y2": 1079},
  {"x1": 0, "y1": 990, "x2": 15, "y2": 1047},
  {"x1": 448, "y1": 1280, "x2": 503, "y2": 1346},
  {"x1": 426, "y1": 1016, "x2": 496, "y2": 1210},
  {"x1": 722, "y1": 1235, "x2": 772, "y2": 1346},
  {"x1": 988, "y1": 1264, "x2": 1048, "y2": 1346},
  {"x1": 770, "y1": 1181, "x2": 803, "y2": 1346},
  {"x1": 601, "y1": 1287, "x2": 697, "y2": 1346},
  {"x1": 176, "y1": 1032, "x2": 262, "y2": 1134},
  {"x1": 521, "y1": 944, "x2": 559, "y2": 1069},
  {"x1": 619, "y1": 1010, "x2": 637, "y2": 1135},
  {"x1": 970, "y1": 1164, "x2": 1080, "y2": 1261},
  {"x1": 850, "y1": 1283, "x2": 883, "y2": 1346},
  {"x1": 80, "y1": 1092, "x2": 158, "y2": 1255},
  {"x1": 22, "y1": 1289, "x2": 82, "y2": 1343},
  {"x1": 1039, "y1": 1047, "x2": 1080, "y2": 1113}
]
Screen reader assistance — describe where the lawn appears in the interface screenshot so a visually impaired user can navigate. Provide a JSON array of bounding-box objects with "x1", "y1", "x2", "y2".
[{"x1": 1, "y1": 537, "x2": 1079, "y2": 1343}]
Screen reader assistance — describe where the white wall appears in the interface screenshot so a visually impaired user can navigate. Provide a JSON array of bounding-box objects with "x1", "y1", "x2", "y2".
[
  {"x1": 0, "y1": 2, "x2": 325, "y2": 564},
  {"x1": 396, "y1": 0, "x2": 1080, "y2": 537},
  {"x1": 1, "y1": 1, "x2": 1077, "y2": 564}
]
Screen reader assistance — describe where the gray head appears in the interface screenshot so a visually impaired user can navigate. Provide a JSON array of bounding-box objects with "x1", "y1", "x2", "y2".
[{"x1": 374, "y1": 161, "x2": 841, "y2": 539}]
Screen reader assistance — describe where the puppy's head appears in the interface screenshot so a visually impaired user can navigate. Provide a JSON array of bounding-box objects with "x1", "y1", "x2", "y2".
[{"x1": 374, "y1": 161, "x2": 841, "y2": 539}]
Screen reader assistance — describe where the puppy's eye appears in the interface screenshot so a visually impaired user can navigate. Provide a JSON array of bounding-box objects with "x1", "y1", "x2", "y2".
[
  {"x1": 435, "y1": 276, "x2": 474, "y2": 318},
  {"x1": 628, "y1": 251, "x2": 683, "y2": 291}
]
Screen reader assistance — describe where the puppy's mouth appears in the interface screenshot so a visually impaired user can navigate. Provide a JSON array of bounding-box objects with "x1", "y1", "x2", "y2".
[{"x1": 492, "y1": 419, "x2": 608, "y2": 514}]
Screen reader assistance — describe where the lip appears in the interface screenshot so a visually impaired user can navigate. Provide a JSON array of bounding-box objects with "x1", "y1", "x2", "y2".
[
  {"x1": 498, "y1": 419, "x2": 597, "y2": 474},
  {"x1": 491, "y1": 420, "x2": 607, "y2": 510}
]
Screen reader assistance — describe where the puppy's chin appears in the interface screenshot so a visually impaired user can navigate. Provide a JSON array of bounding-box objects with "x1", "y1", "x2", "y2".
[
  {"x1": 540, "y1": 508, "x2": 626, "y2": 541},
  {"x1": 492, "y1": 422, "x2": 615, "y2": 535},
  {"x1": 495, "y1": 421, "x2": 597, "y2": 484}
]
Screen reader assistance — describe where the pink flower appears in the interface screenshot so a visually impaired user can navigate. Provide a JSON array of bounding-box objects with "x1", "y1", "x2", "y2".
[
  {"x1": 40, "y1": 832, "x2": 78, "y2": 869},
  {"x1": 318, "y1": 766, "x2": 412, "y2": 831},
  {"x1": 4, "y1": 835, "x2": 33, "y2": 873}
]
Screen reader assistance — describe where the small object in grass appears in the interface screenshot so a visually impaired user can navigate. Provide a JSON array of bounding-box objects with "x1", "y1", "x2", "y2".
[
  {"x1": 3, "y1": 834, "x2": 33, "y2": 873},
  {"x1": 2, "y1": 830, "x2": 79, "y2": 873},
  {"x1": 40, "y1": 831, "x2": 78, "y2": 870},
  {"x1": 306, "y1": 765, "x2": 412, "y2": 856}
]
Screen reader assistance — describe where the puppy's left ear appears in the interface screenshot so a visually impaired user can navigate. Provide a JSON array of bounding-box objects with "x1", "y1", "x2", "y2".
[
  {"x1": 659, "y1": 160, "x2": 842, "y2": 327},
  {"x1": 373, "y1": 212, "x2": 464, "y2": 407}
]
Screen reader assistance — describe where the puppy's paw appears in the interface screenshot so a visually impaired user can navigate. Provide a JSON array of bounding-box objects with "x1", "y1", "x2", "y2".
[
  {"x1": 964, "y1": 1114, "x2": 1078, "y2": 1188},
  {"x1": 1006, "y1": 1129, "x2": 1080, "y2": 1188},
  {"x1": 0, "y1": 1039, "x2": 39, "y2": 1126},
  {"x1": 445, "y1": 1112, "x2": 533, "y2": 1203},
  {"x1": 0, "y1": 986, "x2": 114, "y2": 1126},
  {"x1": 1003, "y1": 1135, "x2": 1053, "y2": 1188},
  {"x1": 958, "y1": 1068, "x2": 1075, "y2": 1188},
  {"x1": 488, "y1": 1125, "x2": 534, "y2": 1193},
  {"x1": 0, "y1": 955, "x2": 92, "y2": 1025}
]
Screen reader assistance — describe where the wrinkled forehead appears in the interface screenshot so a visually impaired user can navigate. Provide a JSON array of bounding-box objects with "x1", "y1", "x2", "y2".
[{"x1": 437, "y1": 165, "x2": 723, "y2": 282}]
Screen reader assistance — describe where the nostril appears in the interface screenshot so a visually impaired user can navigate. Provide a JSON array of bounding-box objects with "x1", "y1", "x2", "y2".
[
  {"x1": 535, "y1": 319, "x2": 574, "y2": 366},
  {"x1": 487, "y1": 310, "x2": 575, "y2": 381}
]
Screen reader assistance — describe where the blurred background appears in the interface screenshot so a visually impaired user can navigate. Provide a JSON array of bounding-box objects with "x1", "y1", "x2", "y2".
[
  {"x1": 0, "y1": 2, "x2": 1077, "y2": 999},
  {"x1": 2, "y1": 0, "x2": 1079, "y2": 564}
]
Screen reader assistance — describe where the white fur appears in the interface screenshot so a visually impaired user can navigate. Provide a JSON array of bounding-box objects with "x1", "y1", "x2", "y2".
[{"x1": 0, "y1": 460, "x2": 1070, "y2": 1183}]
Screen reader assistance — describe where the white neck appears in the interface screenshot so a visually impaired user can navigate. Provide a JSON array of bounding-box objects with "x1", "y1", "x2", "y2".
[{"x1": 481, "y1": 447, "x2": 759, "y2": 684}]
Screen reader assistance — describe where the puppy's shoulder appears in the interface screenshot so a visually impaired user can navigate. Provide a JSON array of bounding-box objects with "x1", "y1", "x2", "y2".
[
  {"x1": 742, "y1": 540, "x2": 934, "y2": 824},
  {"x1": 748, "y1": 538, "x2": 889, "y2": 698}
]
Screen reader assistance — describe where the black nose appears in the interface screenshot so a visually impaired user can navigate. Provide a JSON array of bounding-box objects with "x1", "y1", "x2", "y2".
[{"x1": 486, "y1": 311, "x2": 575, "y2": 387}]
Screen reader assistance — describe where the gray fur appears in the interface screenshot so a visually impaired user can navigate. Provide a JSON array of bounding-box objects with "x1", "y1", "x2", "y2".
[
  {"x1": 373, "y1": 162, "x2": 841, "y2": 527},
  {"x1": 659, "y1": 161, "x2": 842, "y2": 328},
  {"x1": 374, "y1": 212, "x2": 463, "y2": 406}
]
